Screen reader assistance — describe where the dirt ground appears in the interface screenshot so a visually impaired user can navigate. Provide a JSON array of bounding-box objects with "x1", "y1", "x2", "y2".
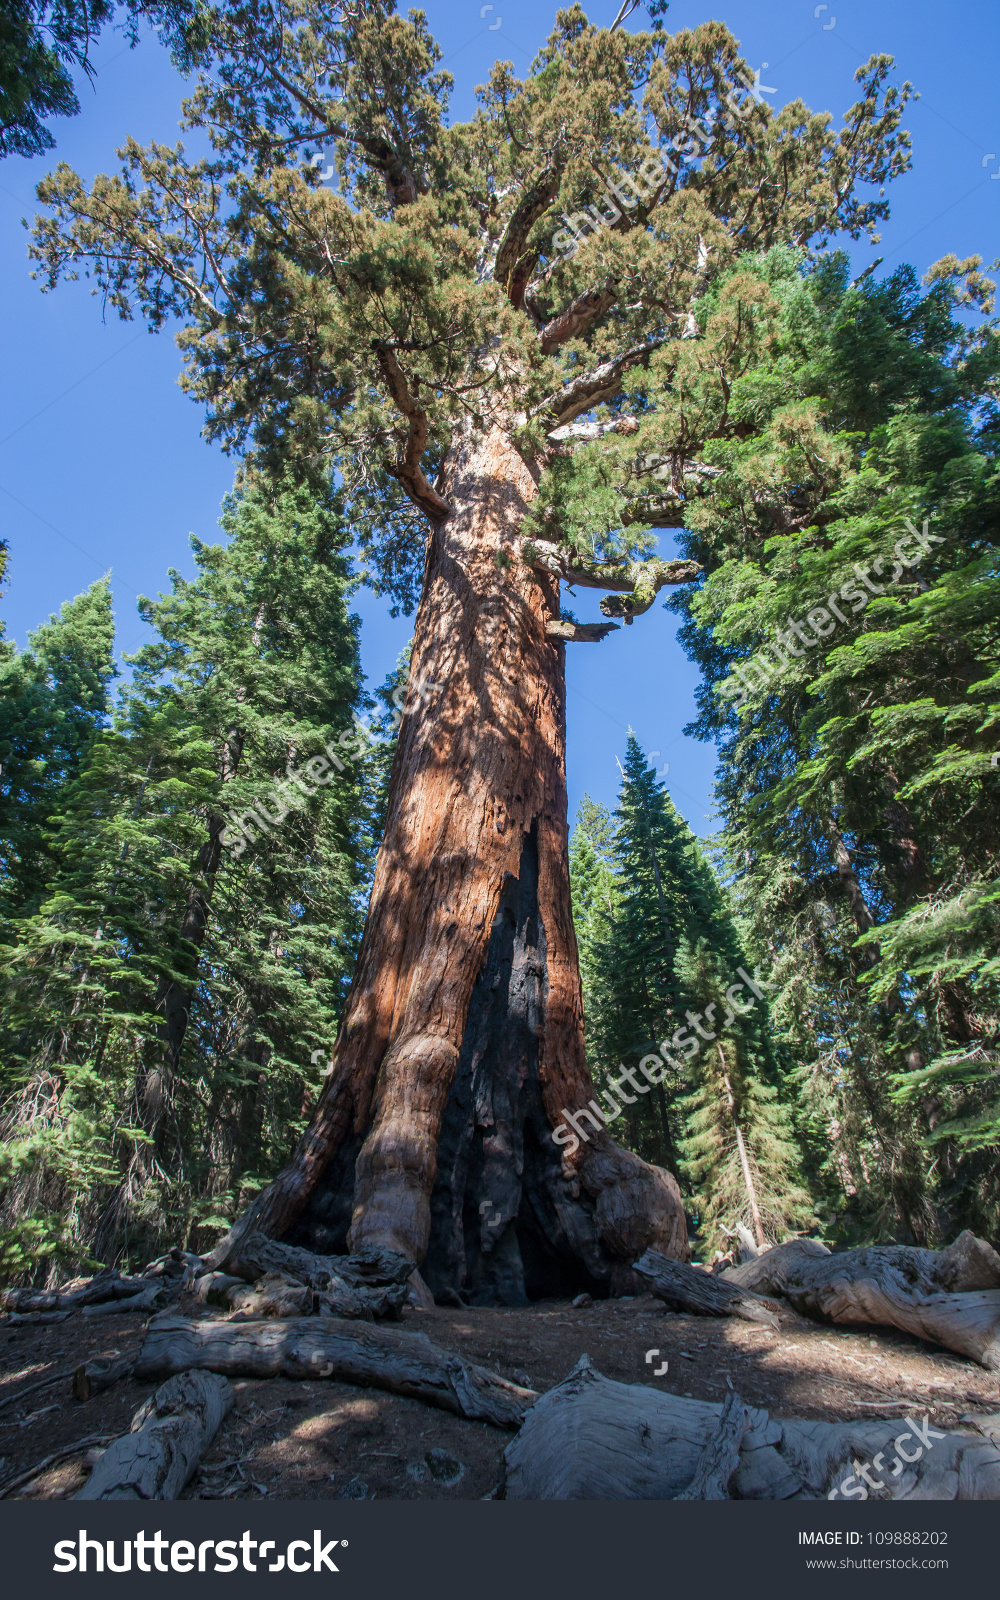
[{"x1": 3, "y1": 1291, "x2": 999, "y2": 1500}]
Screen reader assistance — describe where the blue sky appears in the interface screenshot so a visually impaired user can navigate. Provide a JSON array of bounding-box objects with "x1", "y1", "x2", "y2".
[{"x1": 0, "y1": 0, "x2": 996, "y2": 835}]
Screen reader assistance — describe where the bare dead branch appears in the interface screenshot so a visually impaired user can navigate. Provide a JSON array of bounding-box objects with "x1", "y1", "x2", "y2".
[{"x1": 545, "y1": 619, "x2": 620, "y2": 642}]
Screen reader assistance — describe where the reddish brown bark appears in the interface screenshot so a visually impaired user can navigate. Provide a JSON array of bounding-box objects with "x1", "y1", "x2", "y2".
[{"x1": 214, "y1": 424, "x2": 687, "y2": 1299}]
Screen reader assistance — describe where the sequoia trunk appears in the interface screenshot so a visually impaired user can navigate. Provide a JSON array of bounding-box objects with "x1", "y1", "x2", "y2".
[{"x1": 215, "y1": 424, "x2": 687, "y2": 1300}]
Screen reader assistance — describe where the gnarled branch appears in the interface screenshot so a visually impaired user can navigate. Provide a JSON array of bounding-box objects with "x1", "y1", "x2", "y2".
[
  {"x1": 599, "y1": 556, "x2": 701, "y2": 622},
  {"x1": 539, "y1": 281, "x2": 618, "y2": 354},
  {"x1": 373, "y1": 343, "x2": 450, "y2": 523},
  {"x1": 494, "y1": 164, "x2": 562, "y2": 309},
  {"x1": 547, "y1": 416, "x2": 639, "y2": 444},
  {"x1": 526, "y1": 538, "x2": 700, "y2": 623},
  {"x1": 540, "y1": 337, "x2": 667, "y2": 424}
]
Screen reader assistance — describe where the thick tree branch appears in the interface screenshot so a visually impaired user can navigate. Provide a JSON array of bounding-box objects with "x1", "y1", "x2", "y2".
[
  {"x1": 540, "y1": 337, "x2": 668, "y2": 424},
  {"x1": 373, "y1": 343, "x2": 450, "y2": 523},
  {"x1": 598, "y1": 554, "x2": 701, "y2": 621},
  {"x1": 539, "y1": 282, "x2": 619, "y2": 354},
  {"x1": 547, "y1": 416, "x2": 639, "y2": 444},
  {"x1": 494, "y1": 164, "x2": 561, "y2": 309},
  {"x1": 525, "y1": 538, "x2": 701, "y2": 624}
]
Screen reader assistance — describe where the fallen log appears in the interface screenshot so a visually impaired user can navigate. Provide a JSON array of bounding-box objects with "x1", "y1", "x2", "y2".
[
  {"x1": 500, "y1": 1356, "x2": 1000, "y2": 1500},
  {"x1": 216, "y1": 1232, "x2": 412, "y2": 1320},
  {"x1": 136, "y1": 1313, "x2": 536, "y2": 1429},
  {"x1": 81, "y1": 1281, "x2": 172, "y2": 1319},
  {"x1": 724, "y1": 1232, "x2": 1000, "y2": 1369},
  {"x1": 77, "y1": 1371, "x2": 233, "y2": 1501},
  {"x1": 193, "y1": 1272, "x2": 245, "y2": 1308},
  {"x1": 227, "y1": 1273, "x2": 312, "y2": 1318},
  {"x1": 0, "y1": 1270, "x2": 155, "y2": 1315},
  {"x1": 5, "y1": 1310, "x2": 74, "y2": 1326},
  {"x1": 634, "y1": 1250, "x2": 781, "y2": 1327}
]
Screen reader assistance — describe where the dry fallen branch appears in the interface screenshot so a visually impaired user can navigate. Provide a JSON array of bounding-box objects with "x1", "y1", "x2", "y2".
[
  {"x1": 136, "y1": 1313, "x2": 536, "y2": 1428},
  {"x1": 0, "y1": 1434, "x2": 114, "y2": 1500},
  {"x1": 634, "y1": 1250, "x2": 782, "y2": 1326},
  {"x1": 0, "y1": 1270, "x2": 155, "y2": 1315},
  {"x1": 73, "y1": 1354, "x2": 134, "y2": 1403}
]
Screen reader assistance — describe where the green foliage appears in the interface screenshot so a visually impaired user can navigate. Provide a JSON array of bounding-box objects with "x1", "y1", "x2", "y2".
[
  {"x1": 0, "y1": 578, "x2": 116, "y2": 923},
  {"x1": 0, "y1": 469, "x2": 368, "y2": 1276},
  {"x1": 0, "y1": 1, "x2": 199, "y2": 158},
  {"x1": 30, "y1": 3, "x2": 915, "y2": 601},
  {"x1": 571, "y1": 734, "x2": 807, "y2": 1249},
  {"x1": 671, "y1": 247, "x2": 1000, "y2": 1243}
]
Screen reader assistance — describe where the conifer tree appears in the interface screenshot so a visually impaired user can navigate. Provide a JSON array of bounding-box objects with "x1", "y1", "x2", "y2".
[
  {"x1": 0, "y1": 578, "x2": 116, "y2": 925},
  {"x1": 672, "y1": 246, "x2": 999, "y2": 1242},
  {"x1": 676, "y1": 937, "x2": 809, "y2": 1255},
  {"x1": 569, "y1": 735, "x2": 805, "y2": 1245},
  {"x1": 0, "y1": 471, "x2": 366, "y2": 1272}
]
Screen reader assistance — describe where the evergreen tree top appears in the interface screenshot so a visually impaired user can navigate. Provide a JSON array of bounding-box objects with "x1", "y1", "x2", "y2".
[{"x1": 31, "y1": 1, "x2": 914, "y2": 612}]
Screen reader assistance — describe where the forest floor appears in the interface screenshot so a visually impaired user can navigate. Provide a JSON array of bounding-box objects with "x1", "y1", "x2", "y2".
[{"x1": 3, "y1": 1291, "x2": 999, "y2": 1500}]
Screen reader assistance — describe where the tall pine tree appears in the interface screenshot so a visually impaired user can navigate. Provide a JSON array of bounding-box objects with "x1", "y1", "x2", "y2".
[{"x1": 0, "y1": 470, "x2": 368, "y2": 1275}]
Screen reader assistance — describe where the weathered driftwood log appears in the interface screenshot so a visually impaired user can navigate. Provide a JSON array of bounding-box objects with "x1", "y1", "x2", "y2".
[
  {"x1": 634, "y1": 1250, "x2": 781, "y2": 1327},
  {"x1": 501, "y1": 1357, "x2": 1000, "y2": 1500},
  {"x1": 0, "y1": 1269, "x2": 155, "y2": 1315},
  {"x1": 724, "y1": 1232, "x2": 1000, "y2": 1369},
  {"x1": 193, "y1": 1271, "x2": 245, "y2": 1308},
  {"x1": 82, "y1": 1281, "x2": 172, "y2": 1318},
  {"x1": 213, "y1": 1233, "x2": 412, "y2": 1320},
  {"x1": 77, "y1": 1371, "x2": 233, "y2": 1500},
  {"x1": 73, "y1": 1354, "x2": 134, "y2": 1402},
  {"x1": 136, "y1": 1313, "x2": 536, "y2": 1428}
]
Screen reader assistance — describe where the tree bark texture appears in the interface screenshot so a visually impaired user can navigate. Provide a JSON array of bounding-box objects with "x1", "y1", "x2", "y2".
[{"x1": 216, "y1": 425, "x2": 687, "y2": 1299}]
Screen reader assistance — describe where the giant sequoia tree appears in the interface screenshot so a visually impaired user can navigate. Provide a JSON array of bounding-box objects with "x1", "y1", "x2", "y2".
[{"x1": 31, "y1": 0, "x2": 914, "y2": 1299}]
